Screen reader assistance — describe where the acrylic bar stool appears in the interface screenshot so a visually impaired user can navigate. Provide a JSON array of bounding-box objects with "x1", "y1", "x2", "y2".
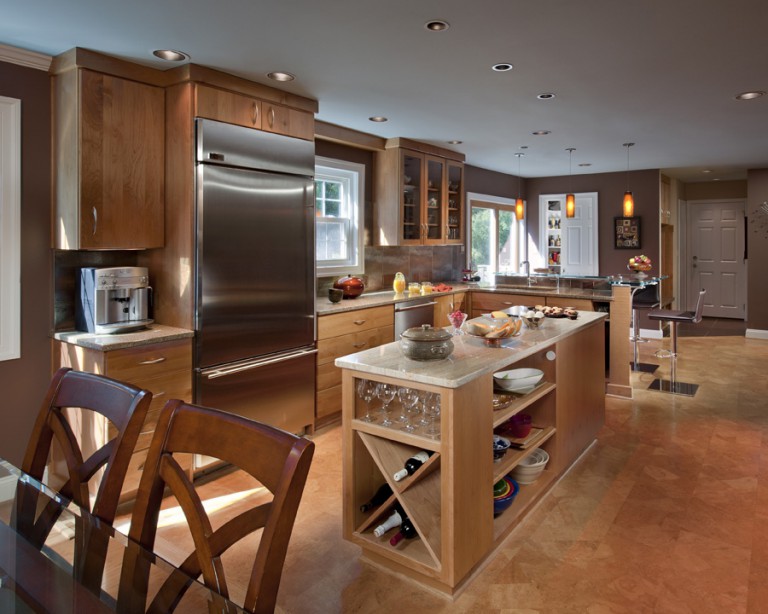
[
  {"x1": 630, "y1": 284, "x2": 660, "y2": 373},
  {"x1": 646, "y1": 289, "x2": 706, "y2": 396}
]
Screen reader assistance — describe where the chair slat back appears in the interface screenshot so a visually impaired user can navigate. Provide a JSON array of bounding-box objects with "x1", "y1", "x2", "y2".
[{"x1": 120, "y1": 399, "x2": 314, "y2": 614}]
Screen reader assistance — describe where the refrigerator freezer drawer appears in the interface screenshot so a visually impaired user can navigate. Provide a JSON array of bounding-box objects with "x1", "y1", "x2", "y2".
[{"x1": 195, "y1": 348, "x2": 316, "y2": 438}]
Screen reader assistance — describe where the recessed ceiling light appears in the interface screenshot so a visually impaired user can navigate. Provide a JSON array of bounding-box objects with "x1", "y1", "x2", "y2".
[
  {"x1": 532, "y1": 130, "x2": 551, "y2": 136},
  {"x1": 267, "y1": 71, "x2": 295, "y2": 82},
  {"x1": 520, "y1": 145, "x2": 529, "y2": 149},
  {"x1": 424, "y1": 20, "x2": 450, "y2": 32},
  {"x1": 369, "y1": 116, "x2": 388, "y2": 123},
  {"x1": 734, "y1": 91, "x2": 765, "y2": 100},
  {"x1": 578, "y1": 163, "x2": 592, "y2": 167},
  {"x1": 152, "y1": 49, "x2": 189, "y2": 62},
  {"x1": 492, "y1": 63, "x2": 513, "y2": 72},
  {"x1": 537, "y1": 93, "x2": 556, "y2": 100},
  {"x1": 447, "y1": 140, "x2": 462, "y2": 145}
]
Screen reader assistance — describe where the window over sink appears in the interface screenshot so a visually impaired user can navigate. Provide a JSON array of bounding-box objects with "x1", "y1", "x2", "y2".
[
  {"x1": 468, "y1": 192, "x2": 525, "y2": 280},
  {"x1": 315, "y1": 157, "x2": 364, "y2": 276}
]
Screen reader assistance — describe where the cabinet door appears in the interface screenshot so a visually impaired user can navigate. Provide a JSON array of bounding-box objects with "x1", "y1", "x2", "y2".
[
  {"x1": 195, "y1": 84, "x2": 262, "y2": 129},
  {"x1": 424, "y1": 156, "x2": 446, "y2": 245},
  {"x1": 445, "y1": 161, "x2": 464, "y2": 244},
  {"x1": 262, "y1": 102, "x2": 315, "y2": 141},
  {"x1": 78, "y1": 70, "x2": 165, "y2": 249},
  {"x1": 400, "y1": 150, "x2": 425, "y2": 245}
]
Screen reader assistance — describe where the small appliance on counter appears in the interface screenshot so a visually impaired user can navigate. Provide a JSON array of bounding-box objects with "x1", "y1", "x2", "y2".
[{"x1": 75, "y1": 267, "x2": 153, "y2": 334}]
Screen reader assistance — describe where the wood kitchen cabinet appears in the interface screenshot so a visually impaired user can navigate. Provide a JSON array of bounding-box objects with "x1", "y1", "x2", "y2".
[
  {"x1": 316, "y1": 305, "x2": 394, "y2": 427},
  {"x1": 52, "y1": 338, "x2": 193, "y2": 502},
  {"x1": 195, "y1": 84, "x2": 314, "y2": 140},
  {"x1": 375, "y1": 139, "x2": 465, "y2": 246},
  {"x1": 52, "y1": 67, "x2": 165, "y2": 249},
  {"x1": 433, "y1": 292, "x2": 467, "y2": 328}
]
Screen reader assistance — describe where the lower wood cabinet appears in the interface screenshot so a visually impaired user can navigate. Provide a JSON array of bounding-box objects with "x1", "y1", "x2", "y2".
[
  {"x1": 52, "y1": 338, "x2": 193, "y2": 502},
  {"x1": 316, "y1": 305, "x2": 394, "y2": 426}
]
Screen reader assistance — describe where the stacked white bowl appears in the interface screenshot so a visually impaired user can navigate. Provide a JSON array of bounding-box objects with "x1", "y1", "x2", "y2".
[{"x1": 493, "y1": 368, "x2": 544, "y2": 394}]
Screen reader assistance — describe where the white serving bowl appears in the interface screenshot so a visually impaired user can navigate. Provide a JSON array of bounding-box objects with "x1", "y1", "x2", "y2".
[
  {"x1": 510, "y1": 447, "x2": 550, "y2": 484},
  {"x1": 493, "y1": 368, "x2": 544, "y2": 392}
]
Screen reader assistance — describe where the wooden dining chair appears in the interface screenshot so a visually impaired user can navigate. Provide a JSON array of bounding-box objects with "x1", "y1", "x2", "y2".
[
  {"x1": 118, "y1": 399, "x2": 315, "y2": 614},
  {"x1": 13, "y1": 367, "x2": 152, "y2": 591}
]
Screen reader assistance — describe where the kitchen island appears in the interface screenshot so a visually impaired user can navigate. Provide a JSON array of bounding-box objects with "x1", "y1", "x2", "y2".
[{"x1": 336, "y1": 311, "x2": 607, "y2": 595}]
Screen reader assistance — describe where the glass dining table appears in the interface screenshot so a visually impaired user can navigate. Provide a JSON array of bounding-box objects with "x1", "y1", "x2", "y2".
[{"x1": 0, "y1": 458, "x2": 244, "y2": 613}]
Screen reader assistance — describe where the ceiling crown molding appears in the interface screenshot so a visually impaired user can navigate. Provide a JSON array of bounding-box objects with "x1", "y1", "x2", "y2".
[{"x1": 0, "y1": 44, "x2": 52, "y2": 71}]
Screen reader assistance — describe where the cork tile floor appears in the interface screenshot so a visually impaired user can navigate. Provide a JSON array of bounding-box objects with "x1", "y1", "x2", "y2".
[{"x1": 130, "y1": 333, "x2": 768, "y2": 614}]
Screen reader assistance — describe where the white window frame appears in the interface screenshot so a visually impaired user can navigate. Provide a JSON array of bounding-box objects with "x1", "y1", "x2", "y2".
[
  {"x1": 0, "y1": 96, "x2": 21, "y2": 361},
  {"x1": 467, "y1": 192, "x2": 526, "y2": 279},
  {"x1": 315, "y1": 156, "x2": 365, "y2": 276}
]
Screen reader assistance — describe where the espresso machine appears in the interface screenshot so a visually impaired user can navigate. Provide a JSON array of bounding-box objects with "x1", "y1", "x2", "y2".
[{"x1": 76, "y1": 267, "x2": 153, "y2": 334}]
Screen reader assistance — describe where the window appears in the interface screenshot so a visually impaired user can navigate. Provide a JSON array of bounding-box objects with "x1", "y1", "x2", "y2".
[
  {"x1": 0, "y1": 96, "x2": 21, "y2": 361},
  {"x1": 315, "y1": 157, "x2": 364, "y2": 275},
  {"x1": 468, "y1": 193, "x2": 525, "y2": 279}
]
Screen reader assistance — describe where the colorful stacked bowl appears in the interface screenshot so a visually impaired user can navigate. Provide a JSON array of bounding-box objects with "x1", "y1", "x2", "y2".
[{"x1": 493, "y1": 475, "x2": 520, "y2": 516}]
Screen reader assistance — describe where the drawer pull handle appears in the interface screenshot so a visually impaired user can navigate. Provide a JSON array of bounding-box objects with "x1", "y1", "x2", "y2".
[
  {"x1": 352, "y1": 342, "x2": 367, "y2": 348},
  {"x1": 138, "y1": 357, "x2": 166, "y2": 365},
  {"x1": 353, "y1": 320, "x2": 366, "y2": 325}
]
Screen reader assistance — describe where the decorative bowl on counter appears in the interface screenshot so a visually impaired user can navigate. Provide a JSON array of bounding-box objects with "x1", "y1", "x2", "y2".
[
  {"x1": 493, "y1": 435, "x2": 511, "y2": 461},
  {"x1": 493, "y1": 475, "x2": 520, "y2": 516},
  {"x1": 465, "y1": 316, "x2": 522, "y2": 347},
  {"x1": 493, "y1": 368, "x2": 544, "y2": 393},
  {"x1": 511, "y1": 447, "x2": 549, "y2": 484},
  {"x1": 333, "y1": 274, "x2": 365, "y2": 299},
  {"x1": 400, "y1": 324, "x2": 454, "y2": 361}
]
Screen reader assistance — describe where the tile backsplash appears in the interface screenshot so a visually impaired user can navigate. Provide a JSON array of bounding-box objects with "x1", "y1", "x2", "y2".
[{"x1": 317, "y1": 245, "x2": 465, "y2": 296}]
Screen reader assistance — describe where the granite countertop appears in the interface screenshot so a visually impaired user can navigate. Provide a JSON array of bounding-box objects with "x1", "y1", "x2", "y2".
[
  {"x1": 316, "y1": 283, "x2": 612, "y2": 315},
  {"x1": 53, "y1": 324, "x2": 194, "y2": 351},
  {"x1": 335, "y1": 311, "x2": 607, "y2": 388}
]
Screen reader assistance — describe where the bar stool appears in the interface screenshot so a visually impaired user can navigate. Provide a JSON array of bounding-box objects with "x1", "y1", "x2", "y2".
[
  {"x1": 630, "y1": 283, "x2": 660, "y2": 373},
  {"x1": 647, "y1": 289, "x2": 706, "y2": 396}
]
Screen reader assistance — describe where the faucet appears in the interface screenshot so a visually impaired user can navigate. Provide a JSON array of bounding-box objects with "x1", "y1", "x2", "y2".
[{"x1": 520, "y1": 261, "x2": 536, "y2": 286}]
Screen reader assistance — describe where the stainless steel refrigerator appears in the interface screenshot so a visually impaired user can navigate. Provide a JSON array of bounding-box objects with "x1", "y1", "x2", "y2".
[{"x1": 194, "y1": 118, "x2": 316, "y2": 436}]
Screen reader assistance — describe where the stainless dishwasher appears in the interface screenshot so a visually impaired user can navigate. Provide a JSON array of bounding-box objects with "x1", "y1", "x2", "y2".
[{"x1": 394, "y1": 296, "x2": 437, "y2": 337}]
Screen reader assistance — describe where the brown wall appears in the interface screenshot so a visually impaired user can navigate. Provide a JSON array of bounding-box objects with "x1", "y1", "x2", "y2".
[
  {"x1": 684, "y1": 180, "x2": 747, "y2": 201},
  {"x1": 747, "y1": 169, "x2": 768, "y2": 330},
  {"x1": 0, "y1": 61, "x2": 52, "y2": 465}
]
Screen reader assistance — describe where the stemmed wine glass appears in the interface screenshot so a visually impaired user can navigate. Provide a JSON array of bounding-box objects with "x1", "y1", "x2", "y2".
[
  {"x1": 356, "y1": 379, "x2": 378, "y2": 423},
  {"x1": 397, "y1": 387, "x2": 419, "y2": 432},
  {"x1": 377, "y1": 383, "x2": 397, "y2": 427},
  {"x1": 423, "y1": 393, "x2": 441, "y2": 438}
]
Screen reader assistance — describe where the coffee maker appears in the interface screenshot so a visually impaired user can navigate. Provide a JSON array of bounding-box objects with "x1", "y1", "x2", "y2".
[{"x1": 76, "y1": 267, "x2": 153, "y2": 334}]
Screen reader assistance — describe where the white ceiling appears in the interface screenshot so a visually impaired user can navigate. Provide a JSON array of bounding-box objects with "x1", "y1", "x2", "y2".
[{"x1": 3, "y1": 0, "x2": 767, "y2": 182}]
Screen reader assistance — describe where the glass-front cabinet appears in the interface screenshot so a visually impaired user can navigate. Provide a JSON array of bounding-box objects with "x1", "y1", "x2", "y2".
[{"x1": 375, "y1": 140, "x2": 465, "y2": 246}]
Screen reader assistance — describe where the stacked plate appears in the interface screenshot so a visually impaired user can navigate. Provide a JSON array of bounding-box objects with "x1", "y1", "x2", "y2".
[{"x1": 493, "y1": 368, "x2": 544, "y2": 394}]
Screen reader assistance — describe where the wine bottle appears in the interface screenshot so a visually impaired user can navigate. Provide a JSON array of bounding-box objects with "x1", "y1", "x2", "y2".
[
  {"x1": 373, "y1": 504, "x2": 405, "y2": 538},
  {"x1": 360, "y1": 483, "x2": 393, "y2": 513},
  {"x1": 393, "y1": 450, "x2": 433, "y2": 482},
  {"x1": 389, "y1": 517, "x2": 418, "y2": 546}
]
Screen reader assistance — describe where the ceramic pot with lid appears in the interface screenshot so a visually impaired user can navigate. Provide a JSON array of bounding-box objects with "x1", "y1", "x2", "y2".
[
  {"x1": 333, "y1": 274, "x2": 365, "y2": 299},
  {"x1": 400, "y1": 324, "x2": 454, "y2": 361}
]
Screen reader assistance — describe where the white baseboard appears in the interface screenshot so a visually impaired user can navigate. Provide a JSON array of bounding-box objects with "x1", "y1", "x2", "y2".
[{"x1": 746, "y1": 329, "x2": 768, "y2": 340}]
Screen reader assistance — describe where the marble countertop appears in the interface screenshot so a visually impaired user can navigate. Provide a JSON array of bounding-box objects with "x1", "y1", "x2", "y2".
[
  {"x1": 316, "y1": 283, "x2": 612, "y2": 315},
  {"x1": 53, "y1": 324, "x2": 194, "y2": 351},
  {"x1": 335, "y1": 311, "x2": 606, "y2": 388}
]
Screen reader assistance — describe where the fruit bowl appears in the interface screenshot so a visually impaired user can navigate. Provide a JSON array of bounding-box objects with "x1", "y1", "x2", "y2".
[{"x1": 627, "y1": 263, "x2": 652, "y2": 272}]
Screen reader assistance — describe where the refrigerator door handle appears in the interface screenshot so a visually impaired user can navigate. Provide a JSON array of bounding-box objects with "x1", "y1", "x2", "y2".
[{"x1": 203, "y1": 348, "x2": 318, "y2": 380}]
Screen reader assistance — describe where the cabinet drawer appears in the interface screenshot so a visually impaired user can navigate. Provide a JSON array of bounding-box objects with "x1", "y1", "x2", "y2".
[
  {"x1": 546, "y1": 297, "x2": 594, "y2": 311},
  {"x1": 316, "y1": 384, "x2": 342, "y2": 419},
  {"x1": 317, "y1": 325, "x2": 394, "y2": 365},
  {"x1": 196, "y1": 85, "x2": 261, "y2": 129},
  {"x1": 318, "y1": 306, "x2": 394, "y2": 340},
  {"x1": 105, "y1": 339, "x2": 191, "y2": 385},
  {"x1": 317, "y1": 360, "x2": 341, "y2": 391},
  {"x1": 471, "y1": 293, "x2": 547, "y2": 312}
]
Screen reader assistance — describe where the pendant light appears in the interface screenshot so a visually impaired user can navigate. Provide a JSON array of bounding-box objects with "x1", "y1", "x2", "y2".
[
  {"x1": 565, "y1": 147, "x2": 576, "y2": 218},
  {"x1": 622, "y1": 142, "x2": 635, "y2": 217},
  {"x1": 515, "y1": 153, "x2": 525, "y2": 220}
]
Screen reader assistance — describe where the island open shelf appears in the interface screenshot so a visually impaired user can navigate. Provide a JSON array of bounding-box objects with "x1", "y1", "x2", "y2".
[{"x1": 337, "y1": 311, "x2": 606, "y2": 596}]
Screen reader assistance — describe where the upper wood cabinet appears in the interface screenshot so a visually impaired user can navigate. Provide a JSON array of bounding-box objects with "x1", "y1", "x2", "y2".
[
  {"x1": 375, "y1": 140, "x2": 465, "y2": 246},
  {"x1": 53, "y1": 68, "x2": 165, "y2": 249},
  {"x1": 194, "y1": 84, "x2": 314, "y2": 141}
]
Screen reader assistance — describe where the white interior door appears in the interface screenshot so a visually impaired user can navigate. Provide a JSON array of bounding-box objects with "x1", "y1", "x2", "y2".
[
  {"x1": 686, "y1": 200, "x2": 746, "y2": 318},
  {"x1": 539, "y1": 193, "x2": 598, "y2": 276}
]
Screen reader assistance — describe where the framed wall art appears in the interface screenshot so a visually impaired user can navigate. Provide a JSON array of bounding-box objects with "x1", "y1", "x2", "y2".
[{"x1": 614, "y1": 216, "x2": 641, "y2": 249}]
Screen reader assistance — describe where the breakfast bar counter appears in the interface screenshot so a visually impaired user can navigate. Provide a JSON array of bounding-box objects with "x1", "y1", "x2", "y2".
[{"x1": 337, "y1": 312, "x2": 607, "y2": 595}]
